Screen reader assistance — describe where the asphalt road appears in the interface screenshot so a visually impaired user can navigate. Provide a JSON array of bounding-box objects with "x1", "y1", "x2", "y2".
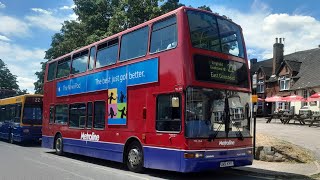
[{"x1": 0, "y1": 140, "x2": 283, "y2": 180}]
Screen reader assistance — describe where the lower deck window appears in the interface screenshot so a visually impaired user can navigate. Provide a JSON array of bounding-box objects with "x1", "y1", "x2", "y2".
[
  {"x1": 156, "y1": 94, "x2": 181, "y2": 132},
  {"x1": 94, "y1": 101, "x2": 105, "y2": 129},
  {"x1": 69, "y1": 103, "x2": 86, "y2": 128}
]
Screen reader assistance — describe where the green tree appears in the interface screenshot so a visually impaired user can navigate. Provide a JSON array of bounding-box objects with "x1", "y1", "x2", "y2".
[
  {"x1": 160, "y1": 0, "x2": 184, "y2": 13},
  {"x1": 198, "y1": 5, "x2": 212, "y2": 12},
  {"x1": 0, "y1": 59, "x2": 19, "y2": 90}
]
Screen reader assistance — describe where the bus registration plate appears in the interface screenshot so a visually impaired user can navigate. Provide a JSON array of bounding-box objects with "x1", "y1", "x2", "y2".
[{"x1": 220, "y1": 161, "x2": 234, "y2": 167}]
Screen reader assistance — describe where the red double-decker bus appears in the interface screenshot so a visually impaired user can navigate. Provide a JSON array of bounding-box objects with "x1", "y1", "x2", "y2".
[{"x1": 42, "y1": 6, "x2": 253, "y2": 173}]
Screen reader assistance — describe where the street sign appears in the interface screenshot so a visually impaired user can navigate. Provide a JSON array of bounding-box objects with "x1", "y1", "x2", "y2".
[{"x1": 252, "y1": 95, "x2": 258, "y2": 103}]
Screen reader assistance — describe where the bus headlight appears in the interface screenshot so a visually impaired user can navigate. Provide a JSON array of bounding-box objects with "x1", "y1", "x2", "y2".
[{"x1": 23, "y1": 129, "x2": 29, "y2": 133}]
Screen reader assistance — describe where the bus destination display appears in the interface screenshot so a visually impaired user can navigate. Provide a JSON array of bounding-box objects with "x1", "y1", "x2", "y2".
[{"x1": 194, "y1": 55, "x2": 248, "y2": 87}]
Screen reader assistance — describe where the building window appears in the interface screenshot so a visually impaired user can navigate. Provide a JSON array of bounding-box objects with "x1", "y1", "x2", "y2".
[
  {"x1": 279, "y1": 76, "x2": 290, "y2": 91},
  {"x1": 156, "y1": 94, "x2": 181, "y2": 132},
  {"x1": 257, "y1": 80, "x2": 264, "y2": 93},
  {"x1": 302, "y1": 89, "x2": 308, "y2": 107}
]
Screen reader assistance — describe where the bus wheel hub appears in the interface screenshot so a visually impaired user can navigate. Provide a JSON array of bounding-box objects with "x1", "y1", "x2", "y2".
[{"x1": 128, "y1": 148, "x2": 141, "y2": 166}]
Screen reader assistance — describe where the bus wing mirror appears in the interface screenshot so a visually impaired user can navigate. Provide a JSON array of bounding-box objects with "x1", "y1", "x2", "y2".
[{"x1": 171, "y1": 97, "x2": 179, "y2": 108}]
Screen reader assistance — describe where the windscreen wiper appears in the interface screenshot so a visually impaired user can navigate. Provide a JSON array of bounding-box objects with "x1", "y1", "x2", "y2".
[{"x1": 207, "y1": 121, "x2": 223, "y2": 142}]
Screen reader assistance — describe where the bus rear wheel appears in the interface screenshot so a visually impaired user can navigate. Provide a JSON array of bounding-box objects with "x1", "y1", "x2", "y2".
[
  {"x1": 126, "y1": 141, "x2": 144, "y2": 172},
  {"x1": 55, "y1": 135, "x2": 63, "y2": 155}
]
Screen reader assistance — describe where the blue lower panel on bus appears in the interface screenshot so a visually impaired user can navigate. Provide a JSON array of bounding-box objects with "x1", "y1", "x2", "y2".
[
  {"x1": 42, "y1": 136, "x2": 124, "y2": 163},
  {"x1": 144, "y1": 146, "x2": 253, "y2": 172},
  {"x1": 12, "y1": 126, "x2": 42, "y2": 142}
]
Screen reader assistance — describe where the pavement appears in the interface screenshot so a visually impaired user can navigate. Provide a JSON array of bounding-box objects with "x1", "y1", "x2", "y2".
[{"x1": 234, "y1": 118, "x2": 320, "y2": 179}]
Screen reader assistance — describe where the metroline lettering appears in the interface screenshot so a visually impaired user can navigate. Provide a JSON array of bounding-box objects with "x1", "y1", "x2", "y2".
[
  {"x1": 80, "y1": 132, "x2": 100, "y2": 141},
  {"x1": 218, "y1": 140, "x2": 235, "y2": 146}
]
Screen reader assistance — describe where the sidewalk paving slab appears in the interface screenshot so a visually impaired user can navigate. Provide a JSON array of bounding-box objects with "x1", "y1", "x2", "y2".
[{"x1": 233, "y1": 160, "x2": 320, "y2": 179}]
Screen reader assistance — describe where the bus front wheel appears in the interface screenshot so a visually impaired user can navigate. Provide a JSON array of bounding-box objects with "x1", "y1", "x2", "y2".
[
  {"x1": 126, "y1": 141, "x2": 144, "y2": 172},
  {"x1": 55, "y1": 135, "x2": 63, "y2": 155}
]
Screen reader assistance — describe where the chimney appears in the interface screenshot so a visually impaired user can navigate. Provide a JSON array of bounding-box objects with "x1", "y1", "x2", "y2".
[
  {"x1": 272, "y1": 37, "x2": 284, "y2": 74},
  {"x1": 250, "y1": 58, "x2": 257, "y2": 65}
]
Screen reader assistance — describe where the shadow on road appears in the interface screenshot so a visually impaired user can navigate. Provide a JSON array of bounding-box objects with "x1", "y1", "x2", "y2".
[{"x1": 46, "y1": 151, "x2": 314, "y2": 180}]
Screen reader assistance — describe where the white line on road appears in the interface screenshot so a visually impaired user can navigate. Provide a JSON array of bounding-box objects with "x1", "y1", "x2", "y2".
[
  {"x1": 41, "y1": 153, "x2": 149, "y2": 180},
  {"x1": 25, "y1": 157, "x2": 95, "y2": 180}
]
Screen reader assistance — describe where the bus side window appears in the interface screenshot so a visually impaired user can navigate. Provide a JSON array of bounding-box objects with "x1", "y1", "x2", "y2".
[
  {"x1": 87, "y1": 102, "x2": 93, "y2": 129},
  {"x1": 0, "y1": 106, "x2": 4, "y2": 122},
  {"x1": 156, "y1": 94, "x2": 181, "y2": 132},
  {"x1": 120, "y1": 26, "x2": 148, "y2": 61},
  {"x1": 55, "y1": 104, "x2": 68, "y2": 124},
  {"x1": 96, "y1": 39, "x2": 118, "y2": 68},
  {"x1": 14, "y1": 104, "x2": 21, "y2": 123},
  {"x1": 69, "y1": 103, "x2": 86, "y2": 128},
  {"x1": 71, "y1": 50, "x2": 89, "y2": 75},
  {"x1": 49, "y1": 106, "x2": 54, "y2": 124},
  {"x1": 150, "y1": 15, "x2": 177, "y2": 53},
  {"x1": 94, "y1": 101, "x2": 105, "y2": 129},
  {"x1": 56, "y1": 57, "x2": 71, "y2": 79},
  {"x1": 88, "y1": 46, "x2": 96, "y2": 70}
]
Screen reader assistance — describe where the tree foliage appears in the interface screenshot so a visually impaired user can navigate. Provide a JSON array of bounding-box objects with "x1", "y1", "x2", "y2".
[
  {"x1": 0, "y1": 59, "x2": 27, "y2": 98},
  {"x1": 34, "y1": 0, "x2": 213, "y2": 94}
]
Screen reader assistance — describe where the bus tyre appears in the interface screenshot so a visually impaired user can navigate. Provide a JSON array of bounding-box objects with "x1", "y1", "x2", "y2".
[
  {"x1": 9, "y1": 133, "x2": 14, "y2": 144},
  {"x1": 55, "y1": 135, "x2": 63, "y2": 156},
  {"x1": 126, "y1": 141, "x2": 144, "y2": 173}
]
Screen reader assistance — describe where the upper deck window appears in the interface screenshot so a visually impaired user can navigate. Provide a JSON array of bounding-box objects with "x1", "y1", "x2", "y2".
[
  {"x1": 187, "y1": 10, "x2": 244, "y2": 58},
  {"x1": 47, "y1": 62, "x2": 57, "y2": 81},
  {"x1": 150, "y1": 16, "x2": 177, "y2": 53},
  {"x1": 120, "y1": 26, "x2": 148, "y2": 61},
  {"x1": 56, "y1": 57, "x2": 71, "y2": 78},
  {"x1": 96, "y1": 39, "x2": 118, "y2": 68},
  {"x1": 71, "y1": 50, "x2": 89, "y2": 74}
]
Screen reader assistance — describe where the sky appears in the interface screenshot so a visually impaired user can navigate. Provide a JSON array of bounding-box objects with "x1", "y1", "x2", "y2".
[{"x1": 1, "y1": 0, "x2": 320, "y2": 93}]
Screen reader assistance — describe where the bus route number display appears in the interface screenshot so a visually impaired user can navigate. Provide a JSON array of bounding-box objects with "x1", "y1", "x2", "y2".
[{"x1": 194, "y1": 55, "x2": 248, "y2": 87}]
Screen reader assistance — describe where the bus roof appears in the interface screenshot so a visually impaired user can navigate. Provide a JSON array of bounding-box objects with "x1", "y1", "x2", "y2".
[
  {"x1": 50, "y1": 6, "x2": 240, "y2": 63},
  {"x1": 0, "y1": 94, "x2": 43, "y2": 106}
]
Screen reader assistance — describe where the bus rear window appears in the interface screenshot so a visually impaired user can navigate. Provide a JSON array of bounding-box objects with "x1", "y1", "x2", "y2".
[{"x1": 194, "y1": 54, "x2": 249, "y2": 88}]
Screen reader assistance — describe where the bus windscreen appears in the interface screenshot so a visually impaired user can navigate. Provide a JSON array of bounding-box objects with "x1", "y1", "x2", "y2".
[{"x1": 194, "y1": 54, "x2": 249, "y2": 88}]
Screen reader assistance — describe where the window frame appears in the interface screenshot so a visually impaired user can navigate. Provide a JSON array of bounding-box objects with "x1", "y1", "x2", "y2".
[
  {"x1": 86, "y1": 102, "x2": 93, "y2": 129},
  {"x1": 150, "y1": 15, "x2": 178, "y2": 54},
  {"x1": 119, "y1": 26, "x2": 149, "y2": 62},
  {"x1": 257, "y1": 80, "x2": 265, "y2": 93},
  {"x1": 88, "y1": 46, "x2": 96, "y2": 71},
  {"x1": 155, "y1": 93, "x2": 182, "y2": 133},
  {"x1": 279, "y1": 76, "x2": 290, "y2": 91}
]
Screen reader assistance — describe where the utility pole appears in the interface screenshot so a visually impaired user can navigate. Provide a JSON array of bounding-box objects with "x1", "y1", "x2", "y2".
[{"x1": 252, "y1": 73, "x2": 257, "y2": 159}]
